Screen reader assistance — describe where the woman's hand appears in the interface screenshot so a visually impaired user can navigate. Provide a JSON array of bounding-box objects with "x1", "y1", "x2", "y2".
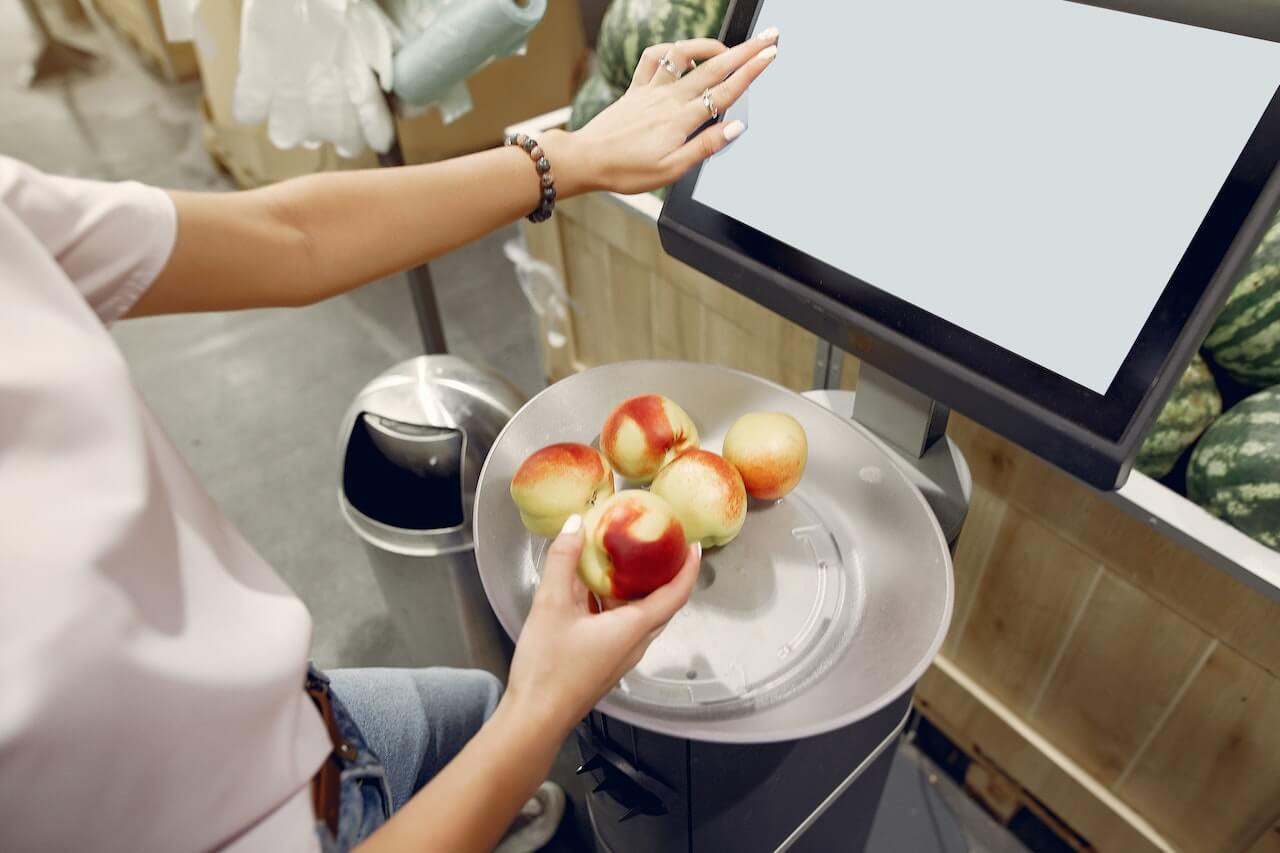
[
  {"x1": 359, "y1": 516, "x2": 696, "y2": 853},
  {"x1": 543, "y1": 30, "x2": 779, "y2": 197},
  {"x1": 501, "y1": 516, "x2": 701, "y2": 737}
]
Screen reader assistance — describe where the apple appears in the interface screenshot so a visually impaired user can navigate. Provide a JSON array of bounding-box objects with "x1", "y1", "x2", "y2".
[
  {"x1": 650, "y1": 449, "x2": 747, "y2": 548},
  {"x1": 722, "y1": 412, "x2": 808, "y2": 500},
  {"x1": 578, "y1": 490, "x2": 687, "y2": 600},
  {"x1": 600, "y1": 394, "x2": 699, "y2": 483},
  {"x1": 510, "y1": 443, "x2": 614, "y2": 538}
]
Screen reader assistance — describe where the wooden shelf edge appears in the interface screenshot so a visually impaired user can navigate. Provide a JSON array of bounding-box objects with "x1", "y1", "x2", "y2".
[
  {"x1": 920, "y1": 654, "x2": 1177, "y2": 853},
  {"x1": 1110, "y1": 473, "x2": 1280, "y2": 603}
]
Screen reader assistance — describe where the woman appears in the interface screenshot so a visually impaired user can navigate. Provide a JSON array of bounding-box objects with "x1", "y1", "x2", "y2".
[{"x1": 0, "y1": 31, "x2": 778, "y2": 853}]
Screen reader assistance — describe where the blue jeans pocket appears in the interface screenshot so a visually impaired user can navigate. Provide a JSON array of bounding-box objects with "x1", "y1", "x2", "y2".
[{"x1": 310, "y1": 667, "x2": 393, "y2": 853}]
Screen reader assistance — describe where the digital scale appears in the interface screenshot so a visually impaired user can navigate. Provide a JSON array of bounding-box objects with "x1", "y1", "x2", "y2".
[{"x1": 474, "y1": 1, "x2": 1280, "y2": 850}]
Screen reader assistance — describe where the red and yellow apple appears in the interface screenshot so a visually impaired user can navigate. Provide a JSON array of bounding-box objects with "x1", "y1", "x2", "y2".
[
  {"x1": 510, "y1": 443, "x2": 614, "y2": 538},
  {"x1": 722, "y1": 412, "x2": 808, "y2": 500},
  {"x1": 650, "y1": 449, "x2": 747, "y2": 548},
  {"x1": 600, "y1": 394, "x2": 698, "y2": 483},
  {"x1": 578, "y1": 490, "x2": 687, "y2": 600}
]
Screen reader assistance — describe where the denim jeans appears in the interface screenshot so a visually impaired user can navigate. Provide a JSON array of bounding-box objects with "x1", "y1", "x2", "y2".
[{"x1": 309, "y1": 666, "x2": 504, "y2": 852}]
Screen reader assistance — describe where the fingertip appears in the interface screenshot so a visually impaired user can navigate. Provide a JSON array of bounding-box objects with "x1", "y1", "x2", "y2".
[
  {"x1": 723, "y1": 120, "x2": 746, "y2": 142},
  {"x1": 560, "y1": 513, "x2": 583, "y2": 536}
]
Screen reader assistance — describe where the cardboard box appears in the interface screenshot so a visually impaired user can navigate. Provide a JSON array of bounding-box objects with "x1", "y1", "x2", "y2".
[
  {"x1": 92, "y1": 0, "x2": 199, "y2": 81},
  {"x1": 193, "y1": 0, "x2": 587, "y2": 187}
]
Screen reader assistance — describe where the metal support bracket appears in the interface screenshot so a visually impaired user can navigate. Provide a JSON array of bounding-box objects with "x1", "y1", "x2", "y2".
[{"x1": 811, "y1": 347, "x2": 972, "y2": 545}]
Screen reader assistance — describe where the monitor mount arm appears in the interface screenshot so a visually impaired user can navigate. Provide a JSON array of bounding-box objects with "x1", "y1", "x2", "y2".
[{"x1": 806, "y1": 344, "x2": 972, "y2": 548}]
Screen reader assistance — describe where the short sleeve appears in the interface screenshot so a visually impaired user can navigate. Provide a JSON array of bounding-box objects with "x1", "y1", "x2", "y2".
[{"x1": 0, "y1": 156, "x2": 177, "y2": 325}]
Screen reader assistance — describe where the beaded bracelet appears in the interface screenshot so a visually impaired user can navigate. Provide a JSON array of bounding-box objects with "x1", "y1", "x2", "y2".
[{"x1": 504, "y1": 132, "x2": 556, "y2": 223}]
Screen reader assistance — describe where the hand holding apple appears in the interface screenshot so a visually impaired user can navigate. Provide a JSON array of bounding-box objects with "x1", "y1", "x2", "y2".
[{"x1": 578, "y1": 490, "x2": 689, "y2": 600}]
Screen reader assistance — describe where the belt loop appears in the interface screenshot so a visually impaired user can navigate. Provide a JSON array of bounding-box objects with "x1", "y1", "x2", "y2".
[{"x1": 306, "y1": 673, "x2": 343, "y2": 836}]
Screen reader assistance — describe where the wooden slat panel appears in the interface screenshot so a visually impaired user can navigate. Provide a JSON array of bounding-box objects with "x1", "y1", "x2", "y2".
[
  {"x1": 559, "y1": 218, "x2": 615, "y2": 370},
  {"x1": 951, "y1": 505, "x2": 1100, "y2": 715},
  {"x1": 521, "y1": 217, "x2": 567, "y2": 281},
  {"x1": 563, "y1": 194, "x2": 658, "y2": 267},
  {"x1": 951, "y1": 419, "x2": 1280, "y2": 677},
  {"x1": 650, "y1": 271, "x2": 705, "y2": 363},
  {"x1": 917, "y1": 658, "x2": 1172, "y2": 853},
  {"x1": 944, "y1": 484, "x2": 1009, "y2": 656},
  {"x1": 780, "y1": 321, "x2": 820, "y2": 392},
  {"x1": 1115, "y1": 646, "x2": 1280, "y2": 853},
  {"x1": 1029, "y1": 573, "x2": 1213, "y2": 785},
  {"x1": 605, "y1": 248, "x2": 655, "y2": 363},
  {"x1": 947, "y1": 412, "x2": 1033, "y2": 496}
]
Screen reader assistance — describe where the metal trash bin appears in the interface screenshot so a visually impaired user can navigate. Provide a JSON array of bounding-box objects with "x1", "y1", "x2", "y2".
[{"x1": 339, "y1": 355, "x2": 527, "y2": 677}]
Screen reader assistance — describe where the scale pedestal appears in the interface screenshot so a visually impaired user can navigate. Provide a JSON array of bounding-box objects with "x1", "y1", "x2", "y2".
[{"x1": 810, "y1": 351, "x2": 972, "y2": 548}]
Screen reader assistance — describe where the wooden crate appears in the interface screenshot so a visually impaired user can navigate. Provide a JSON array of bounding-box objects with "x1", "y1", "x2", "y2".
[
  {"x1": 92, "y1": 0, "x2": 198, "y2": 81},
  {"x1": 517, "y1": 181, "x2": 1280, "y2": 853}
]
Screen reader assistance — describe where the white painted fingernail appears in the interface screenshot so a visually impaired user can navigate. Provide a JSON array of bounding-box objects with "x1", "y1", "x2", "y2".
[
  {"x1": 759, "y1": 45, "x2": 778, "y2": 61},
  {"x1": 694, "y1": 542, "x2": 703, "y2": 558},
  {"x1": 723, "y1": 120, "x2": 746, "y2": 142},
  {"x1": 561, "y1": 514, "x2": 582, "y2": 535},
  {"x1": 756, "y1": 26, "x2": 779, "y2": 42}
]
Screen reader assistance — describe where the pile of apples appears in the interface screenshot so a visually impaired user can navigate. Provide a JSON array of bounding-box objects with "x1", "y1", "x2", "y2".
[{"x1": 509, "y1": 394, "x2": 808, "y2": 601}]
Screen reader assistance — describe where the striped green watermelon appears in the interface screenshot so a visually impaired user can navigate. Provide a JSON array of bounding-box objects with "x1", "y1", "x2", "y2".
[
  {"x1": 1136, "y1": 353, "x2": 1222, "y2": 479},
  {"x1": 1204, "y1": 215, "x2": 1280, "y2": 387},
  {"x1": 1186, "y1": 385, "x2": 1280, "y2": 550},
  {"x1": 569, "y1": 71, "x2": 623, "y2": 131},
  {"x1": 595, "y1": 0, "x2": 730, "y2": 93}
]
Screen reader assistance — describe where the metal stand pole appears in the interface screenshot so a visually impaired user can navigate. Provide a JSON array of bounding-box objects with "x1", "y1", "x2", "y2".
[
  {"x1": 377, "y1": 140, "x2": 449, "y2": 355},
  {"x1": 18, "y1": 0, "x2": 98, "y2": 85},
  {"x1": 809, "y1": 346, "x2": 972, "y2": 545}
]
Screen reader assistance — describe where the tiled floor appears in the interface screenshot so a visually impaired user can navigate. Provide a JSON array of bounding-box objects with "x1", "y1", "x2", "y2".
[{"x1": 2, "y1": 4, "x2": 1027, "y2": 851}]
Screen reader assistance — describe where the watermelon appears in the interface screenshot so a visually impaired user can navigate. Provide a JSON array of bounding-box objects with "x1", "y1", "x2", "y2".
[
  {"x1": 569, "y1": 71, "x2": 623, "y2": 131},
  {"x1": 595, "y1": 0, "x2": 730, "y2": 93},
  {"x1": 1204, "y1": 215, "x2": 1280, "y2": 387},
  {"x1": 1186, "y1": 385, "x2": 1280, "y2": 550},
  {"x1": 1136, "y1": 353, "x2": 1222, "y2": 479}
]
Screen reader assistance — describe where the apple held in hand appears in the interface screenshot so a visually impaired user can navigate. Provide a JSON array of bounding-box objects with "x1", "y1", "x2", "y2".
[
  {"x1": 579, "y1": 490, "x2": 687, "y2": 600},
  {"x1": 601, "y1": 394, "x2": 698, "y2": 483},
  {"x1": 510, "y1": 443, "x2": 615, "y2": 538},
  {"x1": 651, "y1": 449, "x2": 747, "y2": 548},
  {"x1": 723, "y1": 412, "x2": 808, "y2": 500}
]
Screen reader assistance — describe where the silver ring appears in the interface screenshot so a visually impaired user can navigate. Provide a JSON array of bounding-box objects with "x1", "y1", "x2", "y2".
[
  {"x1": 658, "y1": 54, "x2": 684, "y2": 79},
  {"x1": 702, "y1": 88, "x2": 719, "y2": 120}
]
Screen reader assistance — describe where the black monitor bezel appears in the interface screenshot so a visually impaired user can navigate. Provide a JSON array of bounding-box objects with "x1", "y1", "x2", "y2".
[{"x1": 659, "y1": 0, "x2": 1280, "y2": 489}]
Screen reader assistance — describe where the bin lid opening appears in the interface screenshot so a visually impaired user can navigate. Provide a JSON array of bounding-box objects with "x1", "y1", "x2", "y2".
[{"x1": 342, "y1": 413, "x2": 465, "y2": 531}]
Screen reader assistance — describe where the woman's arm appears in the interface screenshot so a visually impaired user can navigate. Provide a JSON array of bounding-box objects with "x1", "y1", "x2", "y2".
[
  {"x1": 356, "y1": 524, "x2": 702, "y2": 853},
  {"x1": 129, "y1": 33, "x2": 777, "y2": 318}
]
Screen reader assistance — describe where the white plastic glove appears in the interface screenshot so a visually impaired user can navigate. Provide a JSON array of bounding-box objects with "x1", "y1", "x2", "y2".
[
  {"x1": 344, "y1": 0, "x2": 396, "y2": 152},
  {"x1": 156, "y1": 0, "x2": 200, "y2": 42},
  {"x1": 234, "y1": 0, "x2": 395, "y2": 156}
]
